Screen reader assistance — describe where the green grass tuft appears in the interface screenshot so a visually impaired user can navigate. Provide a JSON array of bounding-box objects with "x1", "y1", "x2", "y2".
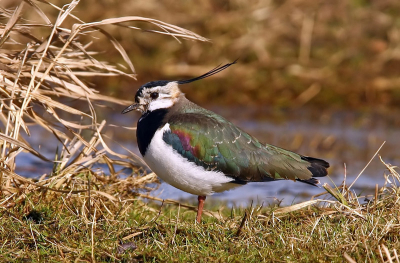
[{"x1": 1, "y1": 158, "x2": 399, "y2": 262}]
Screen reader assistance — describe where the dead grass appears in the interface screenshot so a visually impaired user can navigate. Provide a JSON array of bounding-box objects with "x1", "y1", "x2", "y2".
[
  {"x1": 0, "y1": 2, "x2": 207, "y2": 260},
  {"x1": 0, "y1": 0, "x2": 207, "y2": 203},
  {"x1": 1, "y1": 1, "x2": 400, "y2": 262},
  {"x1": 0, "y1": 157, "x2": 399, "y2": 262}
]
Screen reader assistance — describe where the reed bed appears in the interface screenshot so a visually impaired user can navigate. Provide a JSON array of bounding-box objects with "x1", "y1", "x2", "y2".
[{"x1": 0, "y1": 0, "x2": 206, "y2": 226}]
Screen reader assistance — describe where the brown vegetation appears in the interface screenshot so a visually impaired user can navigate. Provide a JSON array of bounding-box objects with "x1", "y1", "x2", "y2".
[
  {"x1": 23, "y1": 0, "x2": 400, "y2": 111},
  {"x1": 0, "y1": 0, "x2": 207, "y2": 216},
  {"x1": 1, "y1": 1, "x2": 400, "y2": 262}
]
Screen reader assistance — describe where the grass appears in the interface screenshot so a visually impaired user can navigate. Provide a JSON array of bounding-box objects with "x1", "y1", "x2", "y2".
[
  {"x1": 1, "y1": 1, "x2": 400, "y2": 262},
  {"x1": 1, "y1": 158, "x2": 400, "y2": 262}
]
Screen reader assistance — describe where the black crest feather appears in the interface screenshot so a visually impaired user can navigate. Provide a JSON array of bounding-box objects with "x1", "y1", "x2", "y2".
[{"x1": 177, "y1": 60, "x2": 237, "y2": 85}]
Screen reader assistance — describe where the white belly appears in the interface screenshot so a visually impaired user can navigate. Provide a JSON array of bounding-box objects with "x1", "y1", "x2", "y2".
[{"x1": 143, "y1": 123, "x2": 240, "y2": 196}]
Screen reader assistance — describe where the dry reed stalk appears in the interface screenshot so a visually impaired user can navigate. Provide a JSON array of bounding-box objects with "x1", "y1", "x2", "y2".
[{"x1": 0, "y1": 0, "x2": 207, "y2": 207}]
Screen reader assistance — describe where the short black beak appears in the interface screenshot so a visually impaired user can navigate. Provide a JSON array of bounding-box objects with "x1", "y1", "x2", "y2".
[{"x1": 121, "y1": 103, "x2": 141, "y2": 114}]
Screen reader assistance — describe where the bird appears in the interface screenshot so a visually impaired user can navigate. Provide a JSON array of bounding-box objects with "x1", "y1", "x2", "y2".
[{"x1": 122, "y1": 61, "x2": 329, "y2": 223}]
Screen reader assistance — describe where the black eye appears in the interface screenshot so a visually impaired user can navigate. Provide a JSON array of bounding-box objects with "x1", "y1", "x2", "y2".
[{"x1": 150, "y1": 92, "x2": 159, "y2": 100}]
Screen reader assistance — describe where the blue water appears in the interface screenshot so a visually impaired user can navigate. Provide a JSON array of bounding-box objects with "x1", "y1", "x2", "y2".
[{"x1": 15, "y1": 107, "x2": 399, "y2": 206}]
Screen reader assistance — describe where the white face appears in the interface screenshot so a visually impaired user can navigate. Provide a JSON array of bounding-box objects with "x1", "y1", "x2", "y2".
[{"x1": 137, "y1": 82, "x2": 181, "y2": 112}]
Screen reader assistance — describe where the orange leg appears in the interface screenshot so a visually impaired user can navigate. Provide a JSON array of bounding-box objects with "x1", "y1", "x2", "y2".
[{"x1": 196, "y1": 196, "x2": 206, "y2": 223}]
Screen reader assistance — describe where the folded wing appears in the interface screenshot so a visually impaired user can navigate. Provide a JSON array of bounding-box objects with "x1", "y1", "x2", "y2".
[{"x1": 162, "y1": 112, "x2": 329, "y2": 184}]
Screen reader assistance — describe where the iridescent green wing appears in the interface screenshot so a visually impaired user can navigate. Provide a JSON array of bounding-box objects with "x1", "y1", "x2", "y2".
[{"x1": 163, "y1": 111, "x2": 328, "y2": 183}]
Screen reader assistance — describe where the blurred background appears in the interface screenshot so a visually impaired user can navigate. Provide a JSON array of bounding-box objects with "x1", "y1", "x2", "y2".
[
  {"x1": 4, "y1": 0, "x2": 400, "y2": 204},
  {"x1": 7, "y1": 0, "x2": 399, "y2": 109},
  {"x1": 66, "y1": 0, "x2": 400, "y2": 110}
]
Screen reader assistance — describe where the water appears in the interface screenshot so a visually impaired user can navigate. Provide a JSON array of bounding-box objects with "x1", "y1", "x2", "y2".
[{"x1": 14, "y1": 106, "x2": 399, "y2": 207}]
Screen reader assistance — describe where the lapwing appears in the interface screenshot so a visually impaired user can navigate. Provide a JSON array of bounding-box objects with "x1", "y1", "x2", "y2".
[{"x1": 122, "y1": 61, "x2": 329, "y2": 223}]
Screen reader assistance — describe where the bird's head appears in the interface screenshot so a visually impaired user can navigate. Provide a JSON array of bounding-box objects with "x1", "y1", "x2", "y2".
[
  {"x1": 121, "y1": 81, "x2": 181, "y2": 114},
  {"x1": 121, "y1": 61, "x2": 237, "y2": 114}
]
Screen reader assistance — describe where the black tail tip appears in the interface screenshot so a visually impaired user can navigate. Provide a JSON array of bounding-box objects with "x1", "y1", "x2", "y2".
[
  {"x1": 297, "y1": 178, "x2": 321, "y2": 187},
  {"x1": 301, "y1": 156, "x2": 329, "y2": 178}
]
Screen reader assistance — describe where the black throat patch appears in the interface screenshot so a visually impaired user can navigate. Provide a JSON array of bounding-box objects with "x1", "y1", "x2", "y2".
[{"x1": 136, "y1": 109, "x2": 168, "y2": 156}]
